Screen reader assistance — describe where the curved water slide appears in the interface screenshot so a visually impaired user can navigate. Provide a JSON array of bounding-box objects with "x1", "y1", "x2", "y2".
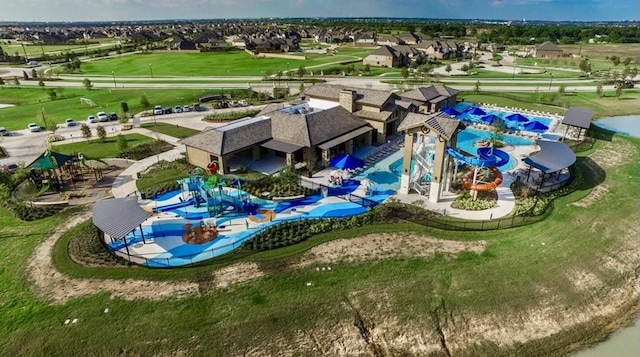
[{"x1": 447, "y1": 147, "x2": 510, "y2": 191}]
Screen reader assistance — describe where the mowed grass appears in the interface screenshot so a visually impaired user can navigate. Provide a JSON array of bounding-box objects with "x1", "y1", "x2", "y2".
[
  {"x1": 52, "y1": 133, "x2": 151, "y2": 158},
  {"x1": 77, "y1": 50, "x2": 370, "y2": 77},
  {"x1": 0, "y1": 39, "x2": 119, "y2": 56},
  {"x1": 0, "y1": 87, "x2": 216, "y2": 130},
  {"x1": 460, "y1": 90, "x2": 640, "y2": 118},
  {"x1": 1, "y1": 132, "x2": 638, "y2": 356},
  {"x1": 140, "y1": 122, "x2": 199, "y2": 139},
  {"x1": 516, "y1": 43, "x2": 640, "y2": 72}
]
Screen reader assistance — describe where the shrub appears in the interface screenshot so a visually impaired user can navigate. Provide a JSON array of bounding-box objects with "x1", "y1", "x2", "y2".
[
  {"x1": 117, "y1": 139, "x2": 172, "y2": 160},
  {"x1": 8, "y1": 202, "x2": 65, "y2": 221},
  {"x1": 204, "y1": 109, "x2": 261, "y2": 121},
  {"x1": 46, "y1": 134, "x2": 65, "y2": 143}
]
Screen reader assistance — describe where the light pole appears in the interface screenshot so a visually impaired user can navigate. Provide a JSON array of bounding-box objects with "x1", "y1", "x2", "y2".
[
  {"x1": 149, "y1": 64, "x2": 153, "y2": 78},
  {"x1": 548, "y1": 72, "x2": 554, "y2": 90},
  {"x1": 111, "y1": 71, "x2": 117, "y2": 88}
]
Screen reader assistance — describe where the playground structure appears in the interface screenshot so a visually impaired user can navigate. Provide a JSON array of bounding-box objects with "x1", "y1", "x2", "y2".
[{"x1": 447, "y1": 146, "x2": 510, "y2": 199}]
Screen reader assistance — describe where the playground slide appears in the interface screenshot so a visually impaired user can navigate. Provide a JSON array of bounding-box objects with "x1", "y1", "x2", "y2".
[{"x1": 447, "y1": 147, "x2": 509, "y2": 192}]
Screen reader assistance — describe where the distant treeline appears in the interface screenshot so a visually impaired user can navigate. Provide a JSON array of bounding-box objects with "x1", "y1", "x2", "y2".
[{"x1": 300, "y1": 20, "x2": 639, "y2": 44}]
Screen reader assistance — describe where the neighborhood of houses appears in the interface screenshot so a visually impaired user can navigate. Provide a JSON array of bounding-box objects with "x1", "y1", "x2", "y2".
[{"x1": 1, "y1": 20, "x2": 567, "y2": 68}]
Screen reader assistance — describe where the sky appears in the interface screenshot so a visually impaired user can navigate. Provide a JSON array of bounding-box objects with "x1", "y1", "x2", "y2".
[{"x1": 0, "y1": 0, "x2": 638, "y2": 23}]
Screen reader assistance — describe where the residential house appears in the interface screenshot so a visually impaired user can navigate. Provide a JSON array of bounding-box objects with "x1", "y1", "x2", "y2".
[
  {"x1": 362, "y1": 45, "x2": 403, "y2": 68},
  {"x1": 533, "y1": 41, "x2": 563, "y2": 59},
  {"x1": 399, "y1": 85, "x2": 460, "y2": 113},
  {"x1": 166, "y1": 36, "x2": 196, "y2": 50},
  {"x1": 354, "y1": 33, "x2": 376, "y2": 47},
  {"x1": 376, "y1": 34, "x2": 403, "y2": 46},
  {"x1": 397, "y1": 32, "x2": 419, "y2": 45}
]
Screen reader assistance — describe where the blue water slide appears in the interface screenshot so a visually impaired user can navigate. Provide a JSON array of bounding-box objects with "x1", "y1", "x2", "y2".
[{"x1": 446, "y1": 147, "x2": 510, "y2": 168}]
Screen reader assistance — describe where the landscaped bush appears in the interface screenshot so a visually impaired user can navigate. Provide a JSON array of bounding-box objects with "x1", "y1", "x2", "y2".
[
  {"x1": 67, "y1": 219, "x2": 130, "y2": 267},
  {"x1": 451, "y1": 191, "x2": 497, "y2": 211},
  {"x1": 141, "y1": 181, "x2": 180, "y2": 200},
  {"x1": 117, "y1": 139, "x2": 173, "y2": 160},
  {"x1": 242, "y1": 176, "x2": 315, "y2": 199},
  {"x1": 204, "y1": 109, "x2": 261, "y2": 122},
  {"x1": 7, "y1": 202, "x2": 65, "y2": 221},
  {"x1": 46, "y1": 134, "x2": 65, "y2": 143},
  {"x1": 511, "y1": 164, "x2": 583, "y2": 216}
]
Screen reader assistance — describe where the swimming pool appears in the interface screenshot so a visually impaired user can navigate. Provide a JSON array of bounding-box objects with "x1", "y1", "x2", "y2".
[
  {"x1": 452, "y1": 103, "x2": 554, "y2": 131},
  {"x1": 456, "y1": 128, "x2": 532, "y2": 172},
  {"x1": 352, "y1": 150, "x2": 406, "y2": 191}
]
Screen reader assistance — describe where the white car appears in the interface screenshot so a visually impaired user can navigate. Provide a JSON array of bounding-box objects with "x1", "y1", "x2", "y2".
[
  {"x1": 97, "y1": 111, "x2": 108, "y2": 122},
  {"x1": 183, "y1": 105, "x2": 191, "y2": 112},
  {"x1": 153, "y1": 105, "x2": 163, "y2": 115},
  {"x1": 87, "y1": 115, "x2": 97, "y2": 123},
  {"x1": 28, "y1": 123, "x2": 41, "y2": 132},
  {"x1": 174, "y1": 105, "x2": 183, "y2": 113}
]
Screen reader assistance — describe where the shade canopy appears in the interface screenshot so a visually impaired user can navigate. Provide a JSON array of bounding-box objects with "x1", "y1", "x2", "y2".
[
  {"x1": 480, "y1": 114, "x2": 498, "y2": 124},
  {"x1": 27, "y1": 151, "x2": 77, "y2": 170},
  {"x1": 92, "y1": 196, "x2": 153, "y2": 241},
  {"x1": 505, "y1": 113, "x2": 529, "y2": 123},
  {"x1": 523, "y1": 140, "x2": 576, "y2": 173},
  {"x1": 467, "y1": 107, "x2": 486, "y2": 116},
  {"x1": 330, "y1": 154, "x2": 365, "y2": 170},
  {"x1": 442, "y1": 107, "x2": 461, "y2": 116},
  {"x1": 523, "y1": 120, "x2": 549, "y2": 133}
]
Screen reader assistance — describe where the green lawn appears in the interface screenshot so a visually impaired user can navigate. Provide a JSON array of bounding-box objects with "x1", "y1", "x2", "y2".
[
  {"x1": 140, "y1": 122, "x2": 199, "y2": 139},
  {"x1": 75, "y1": 50, "x2": 371, "y2": 77},
  {"x1": 52, "y1": 133, "x2": 151, "y2": 158},
  {"x1": 0, "y1": 87, "x2": 222, "y2": 130},
  {"x1": 0, "y1": 39, "x2": 120, "y2": 57},
  {"x1": 460, "y1": 90, "x2": 640, "y2": 118},
  {"x1": 459, "y1": 67, "x2": 579, "y2": 79}
]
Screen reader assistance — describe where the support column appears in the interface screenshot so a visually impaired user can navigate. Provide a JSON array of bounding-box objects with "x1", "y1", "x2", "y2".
[
  {"x1": 217, "y1": 155, "x2": 226, "y2": 174},
  {"x1": 429, "y1": 138, "x2": 447, "y2": 203},
  {"x1": 321, "y1": 149, "x2": 330, "y2": 167},
  {"x1": 399, "y1": 132, "x2": 414, "y2": 194},
  {"x1": 365, "y1": 131, "x2": 372, "y2": 146},
  {"x1": 252, "y1": 145, "x2": 261, "y2": 161},
  {"x1": 346, "y1": 139, "x2": 354, "y2": 154},
  {"x1": 286, "y1": 152, "x2": 293, "y2": 166}
]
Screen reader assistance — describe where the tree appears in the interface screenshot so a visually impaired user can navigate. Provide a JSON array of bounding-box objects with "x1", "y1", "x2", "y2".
[
  {"x1": 96, "y1": 125, "x2": 107, "y2": 142},
  {"x1": 80, "y1": 123, "x2": 92, "y2": 141},
  {"x1": 38, "y1": 80, "x2": 45, "y2": 87},
  {"x1": 82, "y1": 78, "x2": 93, "y2": 90},
  {"x1": 364, "y1": 64, "x2": 371, "y2": 75},
  {"x1": 579, "y1": 59, "x2": 591, "y2": 74},
  {"x1": 401, "y1": 67, "x2": 409, "y2": 80},
  {"x1": 116, "y1": 134, "x2": 128, "y2": 152},
  {"x1": 0, "y1": 77, "x2": 4, "y2": 87},
  {"x1": 47, "y1": 88, "x2": 57, "y2": 100},
  {"x1": 120, "y1": 101, "x2": 129, "y2": 117},
  {"x1": 445, "y1": 64, "x2": 452, "y2": 73},
  {"x1": 461, "y1": 64, "x2": 469, "y2": 72},
  {"x1": 140, "y1": 95, "x2": 150, "y2": 109},
  {"x1": 296, "y1": 65, "x2": 306, "y2": 79},
  {"x1": 558, "y1": 84, "x2": 566, "y2": 95},
  {"x1": 298, "y1": 82, "x2": 305, "y2": 94},
  {"x1": 474, "y1": 80, "x2": 481, "y2": 93},
  {"x1": 622, "y1": 57, "x2": 632, "y2": 66},
  {"x1": 13, "y1": 77, "x2": 19, "y2": 85},
  {"x1": 23, "y1": 70, "x2": 29, "y2": 80},
  {"x1": 615, "y1": 86, "x2": 623, "y2": 99},
  {"x1": 596, "y1": 84, "x2": 603, "y2": 97},
  {"x1": 611, "y1": 56, "x2": 620, "y2": 66}
]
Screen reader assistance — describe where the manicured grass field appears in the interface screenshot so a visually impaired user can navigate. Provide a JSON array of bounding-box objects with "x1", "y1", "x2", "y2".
[
  {"x1": 460, "y1": 90, "x2": 640, "y2": 118},
  {"x1": 0, "y1": 39, "x2": 120, "y2": 56},
  {"x1": 516, "y1": 43, "x2": 639, "y2": 72},
  {"x1": 0, "y1": 131, "x2": 636, "y2": 356},
  {"x1": 52, "y1": 133, "x2": 151, "y2": 158},
  {"x1": 140, "y1": 122, "x2": 199, "y2": 139},
  {"x1": 0, "y1": 87, "x2": 219, "y2": 130},
  {"x1": 76, "y1": 50, "x2": 371, "y2": 77}
]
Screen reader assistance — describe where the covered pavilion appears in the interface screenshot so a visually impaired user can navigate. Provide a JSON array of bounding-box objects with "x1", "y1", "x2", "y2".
[{"x1": 522, "y1": 140, "x2": 576, "y2": 191}]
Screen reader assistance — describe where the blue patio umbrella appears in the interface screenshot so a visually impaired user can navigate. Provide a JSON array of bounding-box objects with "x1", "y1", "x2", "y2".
[
  {"x1": 523, "y1": 120, "x2": 549, "y2": 133},
  {"x1": 505, "y1": 113, "x2": 529, "y2": 123},
  {"x1": 480, "y1": 114, "x2": 498, "y2": 124},
  {"x1": 442, "y1": 107, "x2": 461, "y2": 116},
  {"x1": 330, "y1": 154, "x2": 365, "y2": 170},
  {"x1": 467, "y1": 107, "x2": 486, "y2": 116}
]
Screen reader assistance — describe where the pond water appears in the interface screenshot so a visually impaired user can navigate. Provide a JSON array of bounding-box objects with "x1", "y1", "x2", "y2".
[
  {"x1": 593, "y1": 115, "x2": 640, "y2": 138},
  {"x1": 573, "y1": 114, "x2": 639, "y2": 356}
]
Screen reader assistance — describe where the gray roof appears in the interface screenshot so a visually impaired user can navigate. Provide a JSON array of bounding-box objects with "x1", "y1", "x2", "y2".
[
  {"x1": 523, "y1": 140, "x2": 576, "y2": 173},
  {"x1": 179, "y1": 116, "x2": 272, "y2": 156},
  {"x1": 353, "y1": 110, "x2": 394, "y2": 122},
  {"x1": 92, "y1": 196, "x2": 152, "y2": 241},
  {"x1": 369, "y1": 45, "x2": 398, "y2": 58},
  {"x1": 261, "y1": 139, "x2": 303, "y2": 153},
  {"x1": 398, "y1": 112, "x2": 465, "y2": 140},
  {"x1": 562, "y1": 107, "x2": 593, "y2": 129},
  {"x1": 536, "y1": 41, "x2": 563, "y2": 51},
  {"x1": 304, "y1": 83, "x2": 399, "y2": 107},
  {"x1": 318, "y1": 126, "x2": 372, "y2": 150},
  {"x1": 400, "y1": 85, "x2": 460, "y2": 103},
  {"x1": 256, "y1": 102, "x2": 291, "y2": 116},
  {"x1": 270, "y1": 106, "x2": 368, "y2": 147}
]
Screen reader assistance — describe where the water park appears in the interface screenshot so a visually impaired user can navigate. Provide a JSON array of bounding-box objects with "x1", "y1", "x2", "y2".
[{"x1": 91, "y1": 100, "x2": 585, "y2": 267}]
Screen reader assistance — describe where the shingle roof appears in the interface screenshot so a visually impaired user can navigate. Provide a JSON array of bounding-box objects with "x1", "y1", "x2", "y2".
[
  {"x1": 353, "y1": 110, "x2": 393, "y2": 122},
  {"x1": 400, "y1": 85, "x2": 460, "y2": 103},
  {"x1": 536, "y1": 41, "x2": 563, "y2": 51},
  {"x1": 304, "y1": 83, "x2": 399, "y2": 107},
  {"x1": 397, "y1": 112, "x2": 465, "y2": 141},
  {"x1": 179, "y1": 116, "x2": 272, "y2": 155},
  {"x1": 256, "y1": 102, "x2": 291, "y2": 116},
  {"x1": 369, "y1": 45, "x2": 398, "y2": 58}
]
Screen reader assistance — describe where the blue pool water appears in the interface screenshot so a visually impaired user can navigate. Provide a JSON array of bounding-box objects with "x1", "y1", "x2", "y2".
[
  {"x1": 352, "y1": 150, "x2": 407, "y2": 191},
  {"x1": 452, "y1": 102, "x2": 553, "y2": 131},
  {"x1": 456, "y1": 128, "x2": 532, "y2": 172}
]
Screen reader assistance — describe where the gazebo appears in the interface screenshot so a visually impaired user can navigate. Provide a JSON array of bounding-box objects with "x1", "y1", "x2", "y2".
[
  {"x1": 522, "y1": 140, "x2": 576, "y2": 191},
  {"x1": 561, "y1": 107, "x2": 593, "y2": 140},
  {"x1": 92, "y1": 196, "x2": 153, "y2": 262}
]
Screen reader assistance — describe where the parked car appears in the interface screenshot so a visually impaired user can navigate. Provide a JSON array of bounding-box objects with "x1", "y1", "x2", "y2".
[
  {"x1": 183, "y1": 105, "x2": 191, "y2": 112},
  {"x1": 174, "y1": 105, "x2": 183, "y2": 113},
  {"x1": 97, "y1": 111, "x2": 108, "y2": 122},
  {"x1": 109, "y1": 112, "x2": 118, "y2": 121},
  {"x1": 87, "y1": 115, "x2": 97, "y2": 123},
  {"x1": 65, "y1": 118, "x2": 76, "y2": 127},
  {"x1": 193, "y1": 103, "x2": 201, "y2": 112},
  {"x1": 0, "y1": 127, "x2": 8, "y2": 136},
  {"x1": 153, "y1": 105, "x2": 163, "y2": 115},
  {"x1": 163, "y1": 107, "x2": 173, "y2": 114},
  {"x1": 28, "y1": 123, "x2": 41, "y2": 132}
]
